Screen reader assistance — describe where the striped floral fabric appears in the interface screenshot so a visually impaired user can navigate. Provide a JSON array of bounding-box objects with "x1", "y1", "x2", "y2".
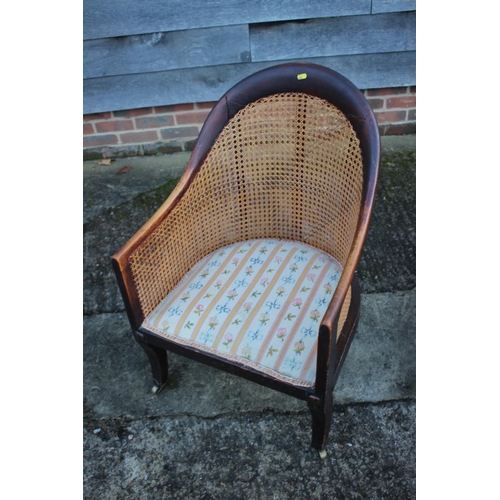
[{"x1": 142, "y1": 239, "x2": 342, "y2": 387}]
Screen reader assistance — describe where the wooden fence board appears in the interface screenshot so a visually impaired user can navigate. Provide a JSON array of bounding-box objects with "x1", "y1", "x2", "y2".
[
  {"x1": 250, "y1": 12, "x2": 415, "y2": 62},
  {"x1": 372, "y1": 0, "x2": 416, "y2": 14},
  {"x1": 84, "y1": 25, "x2": 250, "y2": 79},
  {"x1": 84, "y1": 51, "x2": 416, "y2": 114},
  {"x1": 84, "y1": 0, "x2": 370, "y2": 40}
]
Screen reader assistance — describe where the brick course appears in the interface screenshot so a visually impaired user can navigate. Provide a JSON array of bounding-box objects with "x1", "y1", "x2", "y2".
[
  {"x1": 374, "y1": 110, "x2": 407, "y2": 124},
  {"x1": 95, "y1": 119, "x2": 134, "y2": 133},
  {"x1": 136, "y1": 115, "x2": 175, "y2": 129},
  {"x1": 83, "y1": 134, "x2": 118, "y2": 148},
  {"x1": 83, "y1": 112, "x2": 111, "y2": 122},
  {"x1": 83, "y1": 123, "x2": 94, "y2": 135},
  {"x1": 386, "y1": 96, "x2": 416, "y2": 108},
  {"x1": 83, "y1": 86, "x2": 415, "y2": 158},
  {"x1": 175, "y1": 111, "x2": 211, "y2": 125},
  {"x1": 120, "y1": 130, "x2": 159, "y2": 144}
]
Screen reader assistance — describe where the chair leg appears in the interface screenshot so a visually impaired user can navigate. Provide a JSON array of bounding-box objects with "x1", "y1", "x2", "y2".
[
  {"x1": 307, "y1": 392, "x2": 333, "y2": 457},
  {"x1": 133, "y1": 332, "x2": 169, "y2": 394}
]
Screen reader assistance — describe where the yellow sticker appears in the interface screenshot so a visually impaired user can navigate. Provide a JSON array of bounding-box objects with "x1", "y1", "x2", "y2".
[{"x1": 297, "y1": 73, "x2": 307, "y2": 80}]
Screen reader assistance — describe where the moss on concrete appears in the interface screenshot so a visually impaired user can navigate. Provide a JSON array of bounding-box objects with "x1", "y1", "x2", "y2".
[
  {"x1": 83, "y1": 178, "x2": 181, "y2": 315},
  {"x1": 357, "y1": 150, "x2": 416, "y2": 293}
]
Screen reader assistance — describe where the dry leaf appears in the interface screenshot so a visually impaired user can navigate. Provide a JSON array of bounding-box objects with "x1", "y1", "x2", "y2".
[
  {"x1": 97, "y1": 159, "x2": 112, "y2": 166},
  {"x1": 116, "y1": 166, "x2": 132, "y2": 175}
]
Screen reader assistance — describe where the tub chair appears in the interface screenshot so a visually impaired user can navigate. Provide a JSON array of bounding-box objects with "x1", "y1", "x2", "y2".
[{"x1": 112, "y1": 62, "x2": 380, "y2": 458}]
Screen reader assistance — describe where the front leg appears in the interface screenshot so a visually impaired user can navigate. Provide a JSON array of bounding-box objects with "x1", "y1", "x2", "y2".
[{"x1": 307, "y1": 392, "x2": 333, "y2": 458}]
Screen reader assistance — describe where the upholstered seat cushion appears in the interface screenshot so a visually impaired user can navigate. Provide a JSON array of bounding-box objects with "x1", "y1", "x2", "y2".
[{"x1": 142, "y1": 239, "x2": 342, "y2": 387}]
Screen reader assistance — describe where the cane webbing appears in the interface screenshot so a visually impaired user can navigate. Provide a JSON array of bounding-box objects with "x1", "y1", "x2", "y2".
[{"x1": 130, "y1": 93, "x2": 364, "y2": 317}]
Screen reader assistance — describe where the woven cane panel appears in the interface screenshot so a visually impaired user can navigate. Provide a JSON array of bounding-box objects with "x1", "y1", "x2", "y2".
[{"x1": 130, "y1": 93, "x2": 363, "y2": 317}]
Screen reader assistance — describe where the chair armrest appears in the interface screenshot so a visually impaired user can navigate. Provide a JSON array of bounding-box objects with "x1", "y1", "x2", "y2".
[
  {"x1": 319, "y1": 123, "x2": 379, "y2": 330},
  {"x1": 315, "y1": 194, "x2": 376, "y2": 394},
  {"x1": 111, "y1": 163, "x2": 200, "y2": 330},
  {"x1": 315, "y1": 268, "x2": 354, "y2": 395},
  {"x1": 111, "y1": 185, "x2": 186, "y2": 330}
]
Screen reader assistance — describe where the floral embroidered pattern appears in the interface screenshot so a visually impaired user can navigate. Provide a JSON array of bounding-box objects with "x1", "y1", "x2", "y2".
[
  {"x1": 143, "y1": 239, "x2": 343, "y2": 385},
  {"x1": 222, "y1": 333, "x2": 233, "y2": 348},
  {"x1": 276, "y1": 328, "x2": 287, "y2": 341},
  {"x1": 294, "y1": 341, "x2": 306, "y2": 354}
]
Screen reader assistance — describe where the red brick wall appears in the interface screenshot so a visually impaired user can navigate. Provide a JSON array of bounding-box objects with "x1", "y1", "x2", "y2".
[
  {"x1": 83, "y1": 86, "x2": 415, "y2": 159},
  {"x1": 365, "y1": 86, "x2": 416, "y2": 136},
  {"x1": 83, "y1": 103, "x2": 212, "y2": 159}
]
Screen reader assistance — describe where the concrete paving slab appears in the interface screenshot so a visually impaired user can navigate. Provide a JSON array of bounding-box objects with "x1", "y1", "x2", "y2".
[
  {"x1": 84, "y1": 400, "x2": 415, "y2": 499},
  {"x1": 334, "y1": 289, "x2": 416, "y2": 403}
]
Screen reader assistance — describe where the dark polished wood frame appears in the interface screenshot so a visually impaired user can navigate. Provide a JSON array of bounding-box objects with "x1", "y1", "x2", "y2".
[{"x1": 112, "y1": 63, "x2": 380, "y2": 454}]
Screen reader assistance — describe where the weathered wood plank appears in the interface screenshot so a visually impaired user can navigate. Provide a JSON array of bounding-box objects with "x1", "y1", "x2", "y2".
[
  {"x1": 84, "y1": 25, "x2": 250, "y2": 79},
  {"x1": 250, "y1": 12, "x2": 415, "y2": 62},
  {"x1": 84, "y1": 0, "x2": 370, "y2": 40},
  {"x1": 372, "y1": 0, "x2": 416, "y2": 14},
  {"x1": 83, "y1": 51, "x2": 416, "y2": 114}
]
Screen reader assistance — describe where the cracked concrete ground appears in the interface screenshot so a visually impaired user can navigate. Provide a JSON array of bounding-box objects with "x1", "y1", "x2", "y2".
[{"x1": 83, "y1": 135, "x2": 416, "y2": 499}]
